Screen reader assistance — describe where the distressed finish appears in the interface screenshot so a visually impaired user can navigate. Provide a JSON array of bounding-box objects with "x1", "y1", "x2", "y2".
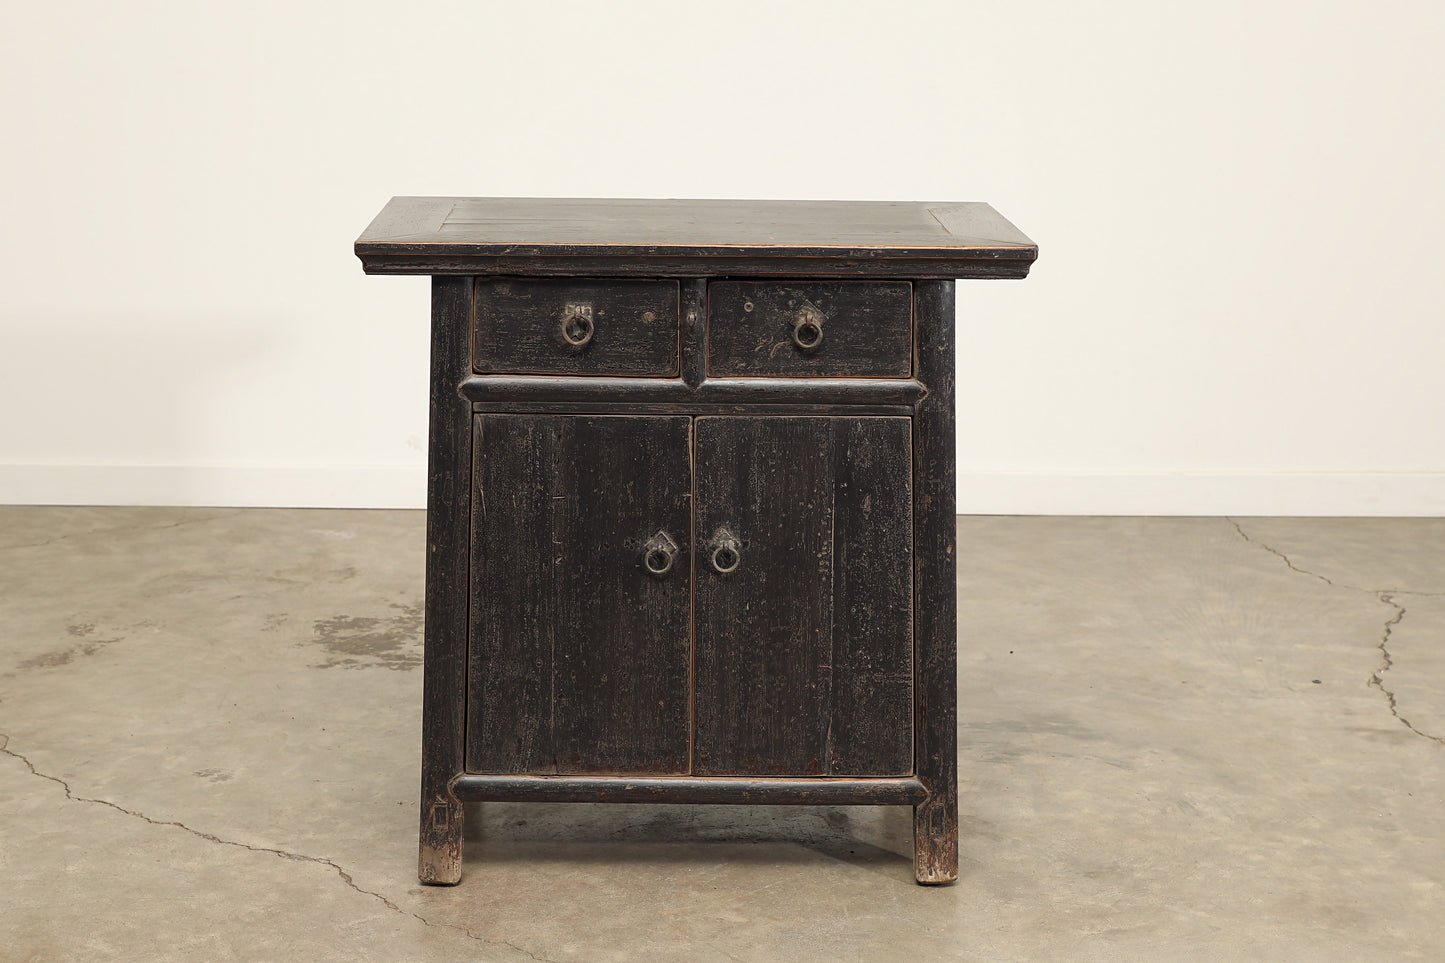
[
  {"x1": 693, "y1": 416, "x2": 913, "y2": 776},
  {"x1": 459, "y1": 375, "x2": 927, "y2": 407},
  {"x1": 473, "y1": 278, "x2": 679, "y2": 376},
  {"x1": 911, "y1": 281, "x2": 960, "y2": 884},
  {"x1": 416, "y1": 276, "x2": 472, "y2": 885},
  {"x1": 451, "y1": 775, "x2": 928, "y2": 806},
  {"x1": 356, "y1": 197, "x2": 1036, "y2": 886},
  {"x1": 707, "y1": 281, "x2": 913, "y2": 378},
  {"x1": 357, "y1": 197, "x2": 1036, "y2": 279},
  {"x1": 467, "y1": 414, "x2": 692, "y2": 775}
]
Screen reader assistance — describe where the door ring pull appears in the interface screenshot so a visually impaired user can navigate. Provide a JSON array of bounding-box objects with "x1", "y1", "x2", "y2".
[
  {"x1": 710, "y1": 529, "x2": 741, "y2": 574},
  {"x1": 643, "y1": 530, "x2": 678, "y2": 577}
]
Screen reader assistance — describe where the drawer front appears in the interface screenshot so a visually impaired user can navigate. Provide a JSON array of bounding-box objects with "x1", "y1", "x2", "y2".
[
  {"x1": 707, "y1": 280, "x2": 912, "y2": 378},
  {"x1": 473, "y1": 279, "x2": 679, "y2": 376}
]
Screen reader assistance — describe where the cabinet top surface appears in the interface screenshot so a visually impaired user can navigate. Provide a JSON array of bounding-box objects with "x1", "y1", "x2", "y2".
[{"x1": 356, "y1": 197, "x2": 1037, "y2": 277}]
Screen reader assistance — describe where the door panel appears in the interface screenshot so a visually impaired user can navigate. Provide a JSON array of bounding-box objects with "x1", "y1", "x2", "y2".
[
  {"x1": 693, "y1": 416, "x2": 913, "y2": 776},
  {"x1": 466, "y1": 414, "x2": 692, "y2": 775}
]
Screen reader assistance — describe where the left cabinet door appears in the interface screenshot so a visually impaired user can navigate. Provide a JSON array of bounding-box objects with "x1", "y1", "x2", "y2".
[{"x1": 467, "y1": 414, "x2": 693, "y2": 775}]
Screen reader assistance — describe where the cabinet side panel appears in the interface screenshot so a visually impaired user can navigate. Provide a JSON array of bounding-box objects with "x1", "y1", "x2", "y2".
[{"x1": 694, "y1": 416, "x2": 912, "y2": 776}]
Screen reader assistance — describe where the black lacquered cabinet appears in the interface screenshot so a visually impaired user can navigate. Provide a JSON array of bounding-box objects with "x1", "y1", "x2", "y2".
[{"x1": 356, "y1": 197, "x2": 1037, "y2": 885}]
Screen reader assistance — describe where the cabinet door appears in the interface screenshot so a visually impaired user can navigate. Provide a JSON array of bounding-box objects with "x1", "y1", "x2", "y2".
[
  {"x1": 693, "y1": 416, "x2": 913, "y2": 776},
  {"x1": 467, "y1": 414, "x2": 692, "y2": 775}
]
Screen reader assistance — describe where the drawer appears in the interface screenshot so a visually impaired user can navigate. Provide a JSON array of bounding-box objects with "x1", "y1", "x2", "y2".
[
  {"x1": 707, "y1": 281, "x2": 912, "y2": 378},
  {"x1": 473, "y1": 279, "x2": 679, "y2": 376}
]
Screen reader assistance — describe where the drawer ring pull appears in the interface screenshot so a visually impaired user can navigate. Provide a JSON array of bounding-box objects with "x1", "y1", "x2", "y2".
[
  {"x1": 560, "y1": 303, "x2": 595, "y2": 348},
  {"x1": 643, "y1": 530, "x2": 678, "y2": 577},
  {"x1": 792, "y1": 308, "x2": 824, "y2": 352},
  {"x1": 710, "y1": 528, "x2": 742, "y2": 574}
]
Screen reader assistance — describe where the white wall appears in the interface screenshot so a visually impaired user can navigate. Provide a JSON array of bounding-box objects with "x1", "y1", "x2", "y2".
[{"x1": 2, "y1": 1, "x2": 1442, "y2": 514}]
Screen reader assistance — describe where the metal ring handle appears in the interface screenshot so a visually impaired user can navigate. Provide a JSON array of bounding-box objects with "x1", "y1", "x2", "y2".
[
  {"x1": 645, "y1": 547, "x2": 673, "y2": 575},
  {"x1": 792, "y1": 308, "x2": 823, "y2": 352},
  {"x1": 642, "y1": 530, "x2": 678, "y2": 577},
  {"x1": 710, "y1": 529, "x2": 741, "y2": 574},
  {"x1": 560, "y1": 304, "x2": 595, "y2": 348}
]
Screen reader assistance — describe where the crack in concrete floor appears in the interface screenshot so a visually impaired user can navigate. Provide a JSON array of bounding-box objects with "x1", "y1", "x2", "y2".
[
  {"x1": 1227, "y1": 518, "x2": 1445, "y2": 747},
  {"x1": 1365, "y1": 593, "x2": 1443, "y2": 747},
  {"x1": 7, "y1": 509, "x2": 1443, "y2": 958},
  {"x1": 0, "y1": 733, "x2": 558, "y2": 963}
]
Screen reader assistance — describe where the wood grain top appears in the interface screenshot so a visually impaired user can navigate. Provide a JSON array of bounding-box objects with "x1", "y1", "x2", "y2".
[{"x1": 356, "y1": 197, "x2": 1037, "y2": 278}]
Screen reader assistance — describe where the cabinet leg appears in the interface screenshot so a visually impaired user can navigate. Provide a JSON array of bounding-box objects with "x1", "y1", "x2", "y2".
[
  {"x1": 419, "y1": 795, "x2": 464, "y2": 885},
  {"x1": 913, "y1": 791, "x2": 958, "y2": 885}
]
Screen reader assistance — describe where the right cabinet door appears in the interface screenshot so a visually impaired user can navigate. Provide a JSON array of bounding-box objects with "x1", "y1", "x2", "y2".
[{"x1": 693, "y1": 416, "x2": 914, "y2": 776}]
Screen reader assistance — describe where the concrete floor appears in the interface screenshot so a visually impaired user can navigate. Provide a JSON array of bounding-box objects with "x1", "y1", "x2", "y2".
[{"x1": 1, "y1": 509, "x2": 1442, "y2": 961}]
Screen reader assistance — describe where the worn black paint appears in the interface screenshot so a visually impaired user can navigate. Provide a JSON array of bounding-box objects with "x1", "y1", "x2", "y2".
[
  {"x1": 357, "y1": 197, "x2": 1038, "y2": 279},
  {"x1": 416, "y1": 276, "x2": 472, "y2": 885},
  {"x1": 467, "y1": 414, "x2": 692, "y2": 775},
  {"x1": 473, "y1": 278, "x2": 679, "y2": 376},
  {"x1": 451, "y1": 774, "x2": 928, "y2": 806},
  {"x1": 357, "y1": 198, "x2": 1036, "y2": 887},
  {"x1": 459, "y1": 375, "x2": 927, "y2": 407},
  {"x1": 707, "y1": 281, "x2": 913, "y2": 379},
  {"x1": 911, "y1": 280, "x2": 960, "y2": 884},
  {"x1": 693, "y1": 416, "x2": 913, "y2": 777}
]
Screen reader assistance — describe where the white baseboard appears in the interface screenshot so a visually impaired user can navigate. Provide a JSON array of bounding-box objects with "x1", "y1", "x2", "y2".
[
  {"x1": 1, "y1": 465, "x2": 1443, "y2": 516},
  {"x1": 0, "y1": 464, "x2": 428, "y2": 509},
  {"x1": 957, "y1": 471, "x2": 1445, "y2": 516}
]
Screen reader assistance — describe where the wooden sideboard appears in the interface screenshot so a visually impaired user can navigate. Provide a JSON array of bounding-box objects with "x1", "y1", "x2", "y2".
[{"x1": 356, "y1": 197, "x2": 1037, "y2": 884}]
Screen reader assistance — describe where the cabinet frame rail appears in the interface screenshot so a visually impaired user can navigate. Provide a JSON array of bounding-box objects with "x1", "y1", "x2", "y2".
[{"x1": 451, "y1": 774, "x2": 929, "y2": 806}]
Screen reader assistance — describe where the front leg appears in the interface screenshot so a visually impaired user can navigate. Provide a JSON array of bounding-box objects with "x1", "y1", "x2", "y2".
[
  {"x1": 913, "y1": 787, "x2": 958, "y2": 884},
  {"x1": 419, "y1": 791, "x2": 464, "y2": 885}
]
